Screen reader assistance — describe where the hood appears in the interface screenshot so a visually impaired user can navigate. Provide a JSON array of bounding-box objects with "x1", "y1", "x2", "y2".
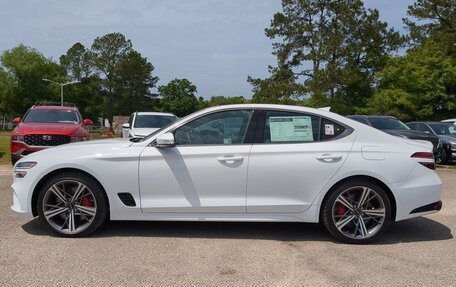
[
  {"x1": 437, "y1": 134, "x2": 456, "y2": 143},
  {"x1": 14, "y1": 122, "x2": 83, "y2": 135},
  {"x1": 131, "y1": 127, "x2": 159, "y2": 137},
  {"x1": 24, "y1": 138, "x2": 133, "y2": 159},
  {"x1": 382, "y1": 129, "x2": 439, "y2": 142}
]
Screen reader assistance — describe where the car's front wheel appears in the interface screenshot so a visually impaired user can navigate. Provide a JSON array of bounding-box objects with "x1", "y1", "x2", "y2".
[
  {"x1": 37, "y1": 172, "x2": 108, "y2": 237},
  {"x1": 321, "y1": 180, "x2": 391, "y2": 244}
]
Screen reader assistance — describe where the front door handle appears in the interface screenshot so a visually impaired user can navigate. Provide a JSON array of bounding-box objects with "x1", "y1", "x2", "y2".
[
  {"x1": 316, "y1": 154, "x2": 342, "y2": 163},
  {"x1": 217, "y1": 156, "x2": 244, "y2": 164}
]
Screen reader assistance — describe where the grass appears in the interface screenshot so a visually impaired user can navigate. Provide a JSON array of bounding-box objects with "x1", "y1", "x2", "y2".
[{"x1": 0, "y1": 131, "x2": 10, "y2": 165}]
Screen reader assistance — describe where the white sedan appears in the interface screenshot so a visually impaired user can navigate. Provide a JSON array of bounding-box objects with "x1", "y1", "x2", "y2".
[
  {"x1": 121, "y1": 112, "x2": 178, "y2": 138},
  {"x1": 11, "y1": 104, "x2": 442, "y2": 243}
]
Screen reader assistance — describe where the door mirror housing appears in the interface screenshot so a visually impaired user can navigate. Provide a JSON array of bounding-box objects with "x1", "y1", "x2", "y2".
[
  {"x1": 122, "y1": 123, "x2": 130, "y2": 129},
  {"x1": 155, "y1": 132, "x2": 175, "y2": 148},
  {"x1": 12, "y1": 117, "x2": 21, "y2": 124},
  {"x1": 83, "y1": 119, "x2": 93, "y2": 125}
]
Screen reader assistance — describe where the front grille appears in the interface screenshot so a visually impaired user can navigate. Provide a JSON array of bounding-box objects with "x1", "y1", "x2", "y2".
[{"x1": 24, "y1": 134, "x2": 71, "y2": 146}]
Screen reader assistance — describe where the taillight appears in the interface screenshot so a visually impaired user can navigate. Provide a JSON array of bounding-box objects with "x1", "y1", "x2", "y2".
[{"x1": 411, "y1": 152, "x2": 435, "y2": 170}]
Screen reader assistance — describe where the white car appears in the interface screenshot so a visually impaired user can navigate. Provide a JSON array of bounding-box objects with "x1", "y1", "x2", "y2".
[
  {"x1": 121, "y1": 112, "x2": 178, "y2": 138},
  {"x1": 442, "y1": 118, "x2": 456, "y2": 125},
  {"x1": 11, "y1": 104, "x2": 442, "y2": 243}
]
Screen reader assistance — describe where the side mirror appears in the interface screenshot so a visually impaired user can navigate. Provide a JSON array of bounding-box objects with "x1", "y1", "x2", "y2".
[
  {"x1": 122, "y1": 123, "x2": 130, "y2": 129},
  {"x1": 12, "y1": 117, "x2": 21, "y2": 124},
  {"x1": 83, "y1": 119, "x2": 93, "y2": 125},
  {"x1": 155, "y1": 132, "x2": 175, "y2": 148}
]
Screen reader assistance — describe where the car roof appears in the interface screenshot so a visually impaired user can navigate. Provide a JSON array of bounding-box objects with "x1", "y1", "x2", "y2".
[
  {"x1": 31, "y1": 105, "x2": 78, "y2": 110},
  {"x1": 408, "y1": 121, "x2": 453, "y2": 124},
  {"x1": 347, "y1": 115, "x2": 397, "y2": 119},
  {"x1": 135, "y1": 112, "x2": 176, "y2": 116}
]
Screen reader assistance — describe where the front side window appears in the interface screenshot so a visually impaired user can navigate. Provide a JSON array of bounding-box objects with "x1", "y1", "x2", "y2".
[
  {"x1": 174, "y1": 110, "x2": 253, "y2": 145},
  {"x1": 23, "y1": 109, "x2": 81, "y2": 124}
]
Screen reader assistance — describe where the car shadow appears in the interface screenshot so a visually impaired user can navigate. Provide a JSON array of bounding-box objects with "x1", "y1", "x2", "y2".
[{"x1": 22, "y1": 217, "x2": 452, "y2": 244}]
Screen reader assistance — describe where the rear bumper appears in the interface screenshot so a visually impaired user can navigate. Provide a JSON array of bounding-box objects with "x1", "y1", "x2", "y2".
[{"x1": 392, "y1": 164, "x2": 442, "y2": 221}]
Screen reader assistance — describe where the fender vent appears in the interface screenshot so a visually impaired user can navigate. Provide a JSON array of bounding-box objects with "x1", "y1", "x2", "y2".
[{"x1": 117, "y1": 193, "x2": 136, "y2": 207}]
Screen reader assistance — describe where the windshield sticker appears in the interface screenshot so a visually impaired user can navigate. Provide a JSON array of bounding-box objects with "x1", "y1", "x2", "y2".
[
  {"x1": 325, "y1": 124, "x2": 334, "y2": 136},
  {"x1": 269, "y1": 116, "x2": 313, "y2": 142}
]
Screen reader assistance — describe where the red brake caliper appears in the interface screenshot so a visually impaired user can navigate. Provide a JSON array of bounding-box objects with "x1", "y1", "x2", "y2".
[
  {"x1": 80, "y1": 196, "x2": 93, "y2": 207},
  {"x1": 336, "y1": 204, "x2": 346, "y2": 216}
]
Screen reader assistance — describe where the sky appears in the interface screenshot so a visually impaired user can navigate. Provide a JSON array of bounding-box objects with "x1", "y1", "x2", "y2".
[{"x1": 0, "y1": 0, "x2": 415, "y2": 99}]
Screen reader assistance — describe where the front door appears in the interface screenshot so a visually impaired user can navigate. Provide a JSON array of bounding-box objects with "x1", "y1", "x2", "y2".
[{"x1": 139, "y1": 109, "x2": 254, "y2": 213}]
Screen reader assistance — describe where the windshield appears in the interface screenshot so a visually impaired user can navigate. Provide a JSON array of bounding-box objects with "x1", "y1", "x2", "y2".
[
  {"x1": 430, "y1": 123, "x2": 456, "y2": 135},
  {"x1": 369, "y1": 117, "x2": 410, "y2": 130},
  {"x1": 23, "y1": 109, "x2": 81, "y2": 124},
  {"x1": 134, "y1": 115, "x2": 178, "y2": 128}
]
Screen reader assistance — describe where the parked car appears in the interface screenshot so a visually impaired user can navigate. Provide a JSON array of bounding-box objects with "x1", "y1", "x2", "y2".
[
  {"x1": 12, "y1": 104, "x2": 442, "y2": 244},
  {"x1": 347, "y1": 115, "x2": 443, "y2": 162},
  {"x1": 442, "y1": 118, "x2": 456, "y2": 125},
  {"x1": 10, "y1": 103, "x2": 93, "y2": 165},
  {"x1": 122, "y1": 112, "x2": 178, "y2": 138},
  {"x1": 407, "y1": 121, "x2": 456, "y2": 163}
]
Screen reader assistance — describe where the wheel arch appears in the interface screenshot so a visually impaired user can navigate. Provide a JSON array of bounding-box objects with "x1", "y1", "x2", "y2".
[
  {"x1": 319, "y1": 175, "x2": 397, "y2": 221},
  {"x1": 31, "y1": 168, "x2": 110, "y2": 217}
]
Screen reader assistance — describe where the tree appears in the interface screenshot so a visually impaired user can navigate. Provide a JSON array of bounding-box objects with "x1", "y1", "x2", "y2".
[
  {"x1": 90, "y1": 33, "x2": 133, "y2": 128},
  {"x1": 404, "y1": 0, "x2": 456, "y2": 54},
  {"x1": 0, "y1": 68, "x2": 16, "y2": 117},
  {"x1": 159, "y1": 79, "x2": 198, "y2": 117},
  {"x1": 366, "y1": 42, "x2": 456, "y2": 121},
  {"x1": 0, "y1": 44, "x2": 64, "y2": 116},
  {"x1": 114, "y1": 51, "x2": 159, "y2": 115},
  {"x1": 60, "y1": 42, "x2": 91, "y2": 80},
  {"x1": 249, "y1": 0, "x2": 403, "y2": 113},
  {"x1": 207, "y1": 96, "x2": 247, "y2": 106}
]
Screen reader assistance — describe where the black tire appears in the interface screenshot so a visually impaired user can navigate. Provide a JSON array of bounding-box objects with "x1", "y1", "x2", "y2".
[
  {"x1": 435, "y1": 148, "x2": 447, "y2": 165},
  {"x1": 11, "y1": 155, "x2": 18, "y2": 166},
  {"x1": 321, "y1": 179, "x2": 391, "y2": 244},
  {"x1": 37, "y1": 171, "x2": 108, "y2": 237}
]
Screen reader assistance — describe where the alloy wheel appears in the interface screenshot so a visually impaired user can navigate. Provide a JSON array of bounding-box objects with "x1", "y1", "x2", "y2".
[
  {"x1": 332, "y1": 186, "x2": 386, "y2": 239},
  {"x1": 42, "y1": 180, "x2": 97, "y2": 235}
]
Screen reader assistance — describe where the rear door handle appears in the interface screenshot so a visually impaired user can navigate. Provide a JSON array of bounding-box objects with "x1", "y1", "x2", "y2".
[
  {"x1": 316, "y1": 154, "x2": 342, "y2": 163},
  {"x1": 217, "y1": 156, "x2": 244, "y2": 163}
]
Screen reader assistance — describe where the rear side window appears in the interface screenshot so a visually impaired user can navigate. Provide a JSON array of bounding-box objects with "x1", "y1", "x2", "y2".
[
  {"x1": 320, "y1": 118, "x2": 346, "y2": 141},
  {"x1": 262, "y1": 110, "x2": 347, "y2": 143},
  {"x1": 263, "y1": 111, "x2": 320, "y2": 143}
]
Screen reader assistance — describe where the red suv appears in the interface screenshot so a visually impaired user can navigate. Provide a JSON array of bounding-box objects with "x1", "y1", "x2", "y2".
[{"x1": 10, "y1": 103, "x2": 93, "y2": 165}]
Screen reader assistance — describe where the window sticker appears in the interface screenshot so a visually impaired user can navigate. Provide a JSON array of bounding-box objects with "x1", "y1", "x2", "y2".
[
  {"x1": 223, "y1": 138, "x2": 232, "y2": 144},
  {"x1": 269, "y1": 116, "x2": 313, "y2": 142},
  {"x1": 325, "y1": 124, "x2": 335, "y2": 136}
]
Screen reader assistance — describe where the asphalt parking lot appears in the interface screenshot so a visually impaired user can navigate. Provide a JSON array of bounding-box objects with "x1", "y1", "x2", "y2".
[{"x1": 0, "y1": 166, "x2": 455, "y2": 286}]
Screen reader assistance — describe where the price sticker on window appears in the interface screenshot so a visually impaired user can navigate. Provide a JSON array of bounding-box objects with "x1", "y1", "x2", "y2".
[{"x1": 325, "y1": 124, "x2": 335, "y2": 136}]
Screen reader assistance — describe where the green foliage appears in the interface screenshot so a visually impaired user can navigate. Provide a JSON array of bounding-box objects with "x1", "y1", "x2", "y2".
[
  {"x1": 404, "y1": 0, "x2": 456, "y2": 54},
  {"x1": 114, "y1": 51, "x2": 159, "y2": 115},
  {"x1": 0, "y1": 44, "x2": 65, "y2": 116},
  {"x1": 249, "y1": 0, "x2": 403, "y2": 113},
  {"x1": 59, "y1": 42, "x2": 91, "y2": 80},
  {"x1": 158, "y1": 79, "x2": 198, "y2": 117},
  {"x1": 207, "y1": 96, "x2": 247, "y2": 106},
  {"x1": 366, "y1": 42, "x2": 456, "y2": 121}
]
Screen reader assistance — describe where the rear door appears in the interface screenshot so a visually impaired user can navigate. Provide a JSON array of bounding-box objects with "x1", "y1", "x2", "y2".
[{"x1": 246, "y1": 110, "x2": 355, "y2": 213}]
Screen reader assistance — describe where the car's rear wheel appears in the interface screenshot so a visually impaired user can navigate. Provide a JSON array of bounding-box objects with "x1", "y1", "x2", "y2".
[
  {"x1": 37, "y1": 172, "x2": 108, "y2": 237},
  {"x1": 322, "y1": 180, "x2": 391, "y2": 244}
]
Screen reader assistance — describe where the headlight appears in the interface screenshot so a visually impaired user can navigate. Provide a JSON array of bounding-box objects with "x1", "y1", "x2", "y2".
[
  {"x1": 450, "y1": 140, "x2": 456, "y2": 150},
  {"x1": 12, "y1": 135, "x2": 24, "y2": 142},
  {"x1": 14, "y1": 161, "x2": 37, "y2": 178}
]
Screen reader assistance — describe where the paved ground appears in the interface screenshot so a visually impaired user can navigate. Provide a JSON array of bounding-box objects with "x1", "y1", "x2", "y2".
[{"x1": 0, "y1": 166, "x2": 454, "y2": 286}]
